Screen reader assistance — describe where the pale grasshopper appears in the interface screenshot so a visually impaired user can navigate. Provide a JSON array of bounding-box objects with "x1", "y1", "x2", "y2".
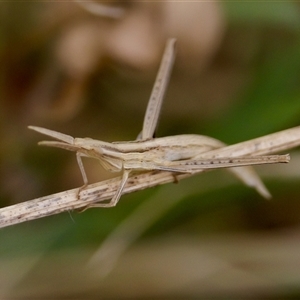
[{"x1": 29, "y1": 39, "x2": 289, "y2": 208}]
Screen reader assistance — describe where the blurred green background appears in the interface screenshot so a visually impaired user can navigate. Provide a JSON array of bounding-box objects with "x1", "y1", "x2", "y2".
[{"x1": 1, "y1": 1, "x2": 300, "y2": 298}]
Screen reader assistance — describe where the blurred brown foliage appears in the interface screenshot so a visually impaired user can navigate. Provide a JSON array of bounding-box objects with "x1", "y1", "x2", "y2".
[{"x1": 1, "y1": 1, "x2": 300, "y2": 298}]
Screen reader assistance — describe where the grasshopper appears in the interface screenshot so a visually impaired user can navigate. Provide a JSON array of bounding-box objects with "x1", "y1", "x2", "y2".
[{"x1": 29, "y1": 39, "x2": 289, "y2": 208}]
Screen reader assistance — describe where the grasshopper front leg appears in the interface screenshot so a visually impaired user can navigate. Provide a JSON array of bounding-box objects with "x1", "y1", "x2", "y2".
[
  {"x1": 76, "y1": 152, "x2": 89, "y2": 186},
  {"x1": 76, "y1": 152, "x2": 90, "y2": 198},
  {"x1": 75, "y1": 152, "x2": 131, "y2": 207}
]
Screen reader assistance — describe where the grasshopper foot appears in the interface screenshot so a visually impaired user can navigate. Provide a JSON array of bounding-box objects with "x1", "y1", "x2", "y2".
[{"x1": 77, "y1": 183, "x2": 88, "y2": 200}]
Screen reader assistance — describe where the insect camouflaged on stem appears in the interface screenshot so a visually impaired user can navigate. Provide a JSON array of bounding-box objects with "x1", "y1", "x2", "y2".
[{"x1": 28, "y1": 38, "x2": 290, "y2": 209}]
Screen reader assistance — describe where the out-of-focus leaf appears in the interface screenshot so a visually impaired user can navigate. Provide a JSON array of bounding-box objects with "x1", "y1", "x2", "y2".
[
  {"x1": 208, "y1": 41, "x2": 300, "y2": 142},
  {"x1": 223, "y1": 2, "x2": 300, "y2": 29}
]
